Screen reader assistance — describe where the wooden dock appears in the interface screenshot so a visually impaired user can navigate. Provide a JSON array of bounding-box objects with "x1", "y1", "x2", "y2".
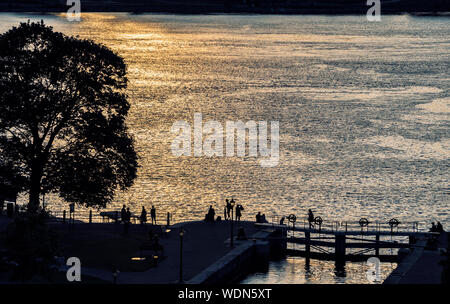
[{"x1": 255, "y1": 221, "x2": 438, "y2": 265}]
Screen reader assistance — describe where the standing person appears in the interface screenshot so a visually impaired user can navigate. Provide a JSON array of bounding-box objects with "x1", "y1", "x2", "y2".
[
  {"x1": 121, "y1": 204, "x2": 127, "y2": 223},
  {"x1": 226, "y1": 199, "x2": 232, "y2": 220},
  {"x1": 140, "y1": 206, "x2": 147, "y2": 225},
  {"x1": 308, "y1": 209, "x2": 314, "y2": 229},
  {"x1": 126, "y1": 207, "x2": 131, "y2": 223},
  {"x1": 151, "y1": 205, "x2": 156, "y2": 225},
  {"x1": 123, "y1": 207, "x2": 131, "y2": 234},
  {"x1": 236, "y1": 204, "x2": 243, "y2": 222}
]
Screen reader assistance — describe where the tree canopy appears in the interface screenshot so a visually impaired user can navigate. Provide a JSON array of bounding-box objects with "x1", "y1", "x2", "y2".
[{"x1": 0, "y1": 21, "x2": 138, "y2": 211}]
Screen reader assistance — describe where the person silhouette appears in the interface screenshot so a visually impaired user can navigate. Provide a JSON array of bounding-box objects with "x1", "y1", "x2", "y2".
[
  {"x1": 430, "y1": 222, "x2": 437, "y2": 232},
  {"x1": 123, "y1": 207, "x2": 131, "y2": 234},
  {"x1": 126, "y1": 208, "x2": 131, "y2": 223},
  {"x1": 205, "y1": 205, "x2": 215, "y2": 222},
  {"x1": 210, "y1": 205, "x2": 215, "y2": 221},
  {"x1": 256, "y1": 212, "x2": 262, "y2": 223},
  {"x1": 308, "y1": 209, "x2": 314, "y2": 228},
  {"x1": 236, "y1": 204, "x2": 243, "y2": 221},
  {"x1": 436, "y1": 222, "x2": 444, "y2": 233},
  {"x1": 226, "y1": 199, "x2": 232, "y2": 220},
  {"x1": 140, "y1": 206, "x2": 147, "y2": 225},
  {"x1": 151, "y1": 205, "x2": 156, "y2": 225},
  {"x1": 261, "y1": 213, "x2": 267, "y2": 223},
  {"x1": 121, "y1": 205, "x2": 126, "y2": 223}
]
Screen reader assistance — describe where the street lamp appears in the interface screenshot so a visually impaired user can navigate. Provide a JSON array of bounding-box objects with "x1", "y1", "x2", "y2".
[
  {"x1": 179, "y1": 227, "x2": 184, "y2": 283},
  {"x1": 230, "y1": 200, "x2": 235, "y2": 247}
]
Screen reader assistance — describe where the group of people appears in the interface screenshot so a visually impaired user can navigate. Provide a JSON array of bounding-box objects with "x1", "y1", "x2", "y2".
[
  {"x1": 120, "y1": 205, "x2": 132, "y2": 224},
  {"x1": 255, "y1": 212, "x2": 268, "y2": 223},
  {"x1": 430, "y1": 221, "x2": 445, "y2": 233},
  {"x1": 224, "y1": 199, "x2": 244, "y2": 221},
  {"x1": 139, "y1": 205, "x2": 157, "y2": 225},
  {"x1": 120, "y1": 204, "x2": 157, "y2": 225},
  {"x1": 204, "y1": 199, "x2": 245, "y2": 223}
]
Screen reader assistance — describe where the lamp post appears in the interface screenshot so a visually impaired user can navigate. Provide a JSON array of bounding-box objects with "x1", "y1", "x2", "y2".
[
  {"x1": 230, "y1": 201, "x2": 235, "y2": 247},
  {"x1": 179, "y1": 227, "x2": 184, "y2": 283}
]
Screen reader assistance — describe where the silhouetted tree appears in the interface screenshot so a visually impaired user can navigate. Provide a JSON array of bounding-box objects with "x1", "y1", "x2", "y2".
[{"x1": 0, "y1": 21, "x2": 138, "y2": 212}]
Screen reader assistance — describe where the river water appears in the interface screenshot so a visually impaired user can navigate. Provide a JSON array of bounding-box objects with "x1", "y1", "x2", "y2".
[{"x1": 0, "y1": 13, "x2": 448, "y2": 283}]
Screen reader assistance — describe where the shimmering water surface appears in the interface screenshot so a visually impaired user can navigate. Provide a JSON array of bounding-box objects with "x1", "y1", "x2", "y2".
[
  {"x1": 240, "y1": 257, "x2": 397, "y2": 284},
  {"x1": 0, "y1": 13, "x2": 448, "y2": 283}
]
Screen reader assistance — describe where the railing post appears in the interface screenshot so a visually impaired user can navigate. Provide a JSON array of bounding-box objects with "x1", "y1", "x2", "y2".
[
  {"x1": 305, "y1": 231, "x2": 311, "y2": 264},
  {"x1": 63, "y1": 210, "x2": 66, "y2": 224},
  {"x1": 167, "y1": 212, "x2": 170, "y2": 227},
  {"x1": 375, "y1": 234, "x2": 380, "y2": 257},
  {"x1": 89, "y1": 210, "x2": 92, "y2": 224},
  {"x1": 335, "y1": 232, "x2": 346, "y2": 267}
]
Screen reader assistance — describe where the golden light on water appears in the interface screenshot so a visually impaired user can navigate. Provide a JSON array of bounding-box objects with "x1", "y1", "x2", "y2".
[{"x1": 3, "y1": 13, "x2": 448, "y2": 228}]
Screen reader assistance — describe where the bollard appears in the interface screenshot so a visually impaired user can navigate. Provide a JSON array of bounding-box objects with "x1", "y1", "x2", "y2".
[
  {"x1": 335, "y1": 232, "x2": 346, "y2": 267},
  {"x1": 305, "y1": 231, "x2": 311, "y2": 265},
  {"x1": 375, "y1": 234, "x2": 380, "y2": 257},
  {"x1": 89, "y1": 210, "x2": 92, "y2": 224}
]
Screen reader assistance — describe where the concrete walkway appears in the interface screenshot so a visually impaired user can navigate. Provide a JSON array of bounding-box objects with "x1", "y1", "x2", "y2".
[
  {"x1": 60, "y1": 220, "x2": 260, "y2": 284},
  {"x1": 384, "y1": 233, "x2": 448, "y2": 284}
]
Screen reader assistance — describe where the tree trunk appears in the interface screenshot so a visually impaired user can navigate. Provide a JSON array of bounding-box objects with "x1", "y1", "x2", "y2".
[{"x1": 28, "y1": 160, "x2": 42, "y2": 213}]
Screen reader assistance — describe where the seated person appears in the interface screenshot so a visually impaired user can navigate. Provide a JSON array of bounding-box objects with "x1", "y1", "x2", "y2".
[
  {"x1": 261, "y1": 213, "x2": 268, "y2": 223},
  {"x1": 256, "y1": 212, "x2": 262, "y2": 223}
]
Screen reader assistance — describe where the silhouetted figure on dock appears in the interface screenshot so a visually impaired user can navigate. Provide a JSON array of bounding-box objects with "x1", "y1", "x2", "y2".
[
  {"x1": 256, "y1": 212, "x2": 262, "y2": 223},
  {"x1": 226, "y1": 199, "x2": 232, "y2": 220},
  {"x1": 121, "y1": 205, "x2": 126, "y2": 223},
  {"x1": 308, "y1": 209, "x2": 314, "y2": 228},
  {"x1": 140, "y1": 206, "x2": 147, "y2": 225},
  {"x1": 151, "y1": 205, "x2": 156, "y2": 225},
  {"x1": 261, "y1": 213, "x2": 268, "y2": 223},
  {"x1": 280, "y1": 216, "x2": 285, "y2": 225},
  {"x1": 236, "y1": 204, "x2": 243, "y2": 221},
  {"x1": 126, "y1": 208, "x2": 132, "y2": 223},
  {"x1": 437, "y1": 222, "x2": 444, "y2": 233},
  {"x1": 205, "y1": 205, "x2": 216, "y2": 222},
  {"x1": 430, "y1": 222, "x2": 437, "y2": 232},
  {"x1": 123, "y1": 207, "x2": 131, "y2": 234}
]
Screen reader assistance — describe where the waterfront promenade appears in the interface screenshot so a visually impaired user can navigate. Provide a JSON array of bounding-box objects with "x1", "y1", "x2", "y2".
[
  {"x1": 1, "y1": 213, "x2": 448, "y2": 284},
  {"x1": 50, "y1": 220, "x2": 260, "y2": 283},
  {"x1": 384, "y1": 232, "x2": 448, "y2": 284}
]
